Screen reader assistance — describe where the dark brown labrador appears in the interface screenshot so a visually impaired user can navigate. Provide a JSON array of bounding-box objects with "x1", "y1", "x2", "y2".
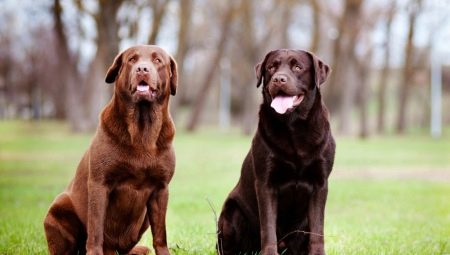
[
  {"x1": 217, "y1": 49, "x2": 335, "y2": 255},
  {"x1": 44, "y1": 45, "x2": 178, "y2": 255}
]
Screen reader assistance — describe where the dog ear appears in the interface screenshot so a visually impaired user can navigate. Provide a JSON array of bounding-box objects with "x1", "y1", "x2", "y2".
[
  {"x1": 105, "y1": 51, "x2": 124, "y2": 84},
  {"x1": 307, "y1": 51, "x2": 331, "y2": 88},
  {"x1": 255, "y1": 62, "x2": 263, "y2": 88},
  {"x1": 169, "y1": 56, "x2": 178, "y2": 96},
  {"x1": 255, "y1": 50, "x2": 276, "y2": 88}
]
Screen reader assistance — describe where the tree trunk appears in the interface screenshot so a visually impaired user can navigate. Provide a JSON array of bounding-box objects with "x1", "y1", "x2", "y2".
[
  {"x1": 31, "y1": 84, "x2": 41, "y2": 120},
  {"x1": 279, "y1": 0, "x2": 294, "y2": 48},
  {"x1": 170, "y1": 0, "x2": 193, "y2": 119},
  {"x1": 239, "y1": 0, "x2": 260, "y2": 135},
  {"x1": 336, "y1": 0, "x2": 364, "y2": 135},
  {"x1": 357, "y1": 48, "x2": 373, "y2": 139},
  {"x1": 396, "y1": 0, "x2": 422, "y2": 134},
  {"x1": 185, "y1": 3, "x2": 236, "y2": 132},
  {"x1": 85, "y1": 0, "x2": 122, "y2": 130},
  {"x1": 148, "y1": 0, "x2": 171, "y2": 44},
  {"x1": 377, "y1": 3, "x2": 395, "y2": 134},
  {"x1": 0, "y1": 37, "x2": 13, "y2": 119},
  {"x1": 53, "y1": 0, "x2": 85, "y2": 131},
  {"x1": 309, "y1": 0, "x2": 321, "y2": 52},
  {"x1": 323, "y1": 0, "x2": 348, "y2": 112}
]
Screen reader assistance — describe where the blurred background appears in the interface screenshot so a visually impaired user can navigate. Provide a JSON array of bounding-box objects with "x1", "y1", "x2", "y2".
[{"x1": 1, "y1": 0, "x2": 450, "y2": 137}]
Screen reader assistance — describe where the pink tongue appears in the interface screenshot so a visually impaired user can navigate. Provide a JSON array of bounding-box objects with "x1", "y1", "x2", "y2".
[
  {"x1": 137, "y1": 85, "x2": 149, "y2": 92},
  {"x1": 271, "y1": 95, "x2": 295, "y2": 114}
]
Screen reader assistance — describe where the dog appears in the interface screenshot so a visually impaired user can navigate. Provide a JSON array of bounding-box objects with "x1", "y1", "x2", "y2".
[
  {"x1": 217, "y1": 49, "x2": 335, "y2": 255},
  {"x1": 44, "y1": 45, "x2": 178, "y2": 255}
]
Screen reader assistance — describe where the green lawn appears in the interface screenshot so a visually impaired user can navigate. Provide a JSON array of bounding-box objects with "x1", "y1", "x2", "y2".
[{"x1": 0, "y1": 120, "x2": 449, "y2": 255}]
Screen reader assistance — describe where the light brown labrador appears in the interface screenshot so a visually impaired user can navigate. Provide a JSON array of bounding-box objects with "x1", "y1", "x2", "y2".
[{"x1": 44, "y1": 45, "x2": 178, "y2": 255}]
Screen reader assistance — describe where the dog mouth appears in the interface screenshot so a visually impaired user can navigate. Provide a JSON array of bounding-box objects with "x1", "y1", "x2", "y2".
[
  {"x1": 137, "y1": 80, "x2": 150, "y2": 92},
  {"x1": 270, "y1": 92, "x2": 305, "y2": 114},
  {"x1": 135, "y1": 80, "x2": 157, "y2": 98}
]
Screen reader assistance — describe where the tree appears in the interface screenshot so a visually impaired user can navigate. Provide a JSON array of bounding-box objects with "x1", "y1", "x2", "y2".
[
  {"x1": 377, "y1": 2, "x2": 396, "y2": 134},
  {"x1": 185, "y1": 1, "x2": 237, "y2": 132},
  {"x1": 237, "y1": 0, "x2": 261, "y2": 135},
  {"x1": 309, "y1": 0, "x2": 322, "y2": 52},
  {"x1": 82, "y1": 0, "x2": 123, "y2": 130},
  {"x1": 53, "y1": 0, "x2": 85, "y2": 130},
  {"x1": 0, "y1": 27, "x2": 13, "y2": 119},
  {"x1": 170, "y1": 0, "x2": 193, "y2": 119},
  {"x1": 334, "y1": 0, "x2": 364, "y2": 134},
  {"x1": 148, "y1": 0, "x2": 171, "y2": 44},
  {"x1": 396, "y1": 0, "x2": 423, "y2": 134},
  {"x1": 355, "y1": 41, "x2": 373, "y2": 139}
]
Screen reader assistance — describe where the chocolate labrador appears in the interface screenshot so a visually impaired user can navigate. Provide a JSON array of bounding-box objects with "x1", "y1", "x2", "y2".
[
  {"x1": 44, "y1": 45, "x2": 178, "y2": 255},
  {"x1": 217, "y1": 49, "x2": 335, "y2": 255}
]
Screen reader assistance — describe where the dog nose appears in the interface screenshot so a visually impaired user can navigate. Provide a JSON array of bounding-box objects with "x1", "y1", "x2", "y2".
[
  {"x1": 272, "y1": 74, "x2": 288, "y2": 85},
  {"x1": 136, "y1": 65, "x2": 150, "y2": 74}
]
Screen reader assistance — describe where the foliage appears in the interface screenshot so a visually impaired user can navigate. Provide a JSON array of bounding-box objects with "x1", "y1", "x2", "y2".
[{"x1": 2, "y1": 1, "x2": 450, "y2": 135}]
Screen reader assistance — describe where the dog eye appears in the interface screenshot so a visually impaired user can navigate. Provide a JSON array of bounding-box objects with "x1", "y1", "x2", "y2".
[
  {"x1": 294, "y1": 65, "x2": 302, "y2": 71},
  {"x1": 153, "y1": 58, "x2": 162, "y2": 64},
  {"x1": 128, "y1": 56, "x2": 137, "y2": 63}
]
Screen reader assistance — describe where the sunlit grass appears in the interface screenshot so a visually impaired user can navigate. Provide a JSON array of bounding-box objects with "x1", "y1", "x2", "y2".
[{"x1": 0, "y1": 120, "x2": 449, "y2": 254}]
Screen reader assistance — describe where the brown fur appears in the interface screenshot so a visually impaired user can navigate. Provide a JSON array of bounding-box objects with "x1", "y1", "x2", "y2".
[
  {"x1": 44, "y1": 45, "x2": 178, "y2": 255},
  {"x1": 217, "y1": 49, "x2": 335, "y2": 255}
]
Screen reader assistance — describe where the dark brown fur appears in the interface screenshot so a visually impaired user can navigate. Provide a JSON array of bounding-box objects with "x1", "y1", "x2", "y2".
[
  {"x1": 44, "y1": 45, "x2": 178, "y2": 255},
  {"x1": 217, "y1": 49, "x2": 335, "y2": 255}
]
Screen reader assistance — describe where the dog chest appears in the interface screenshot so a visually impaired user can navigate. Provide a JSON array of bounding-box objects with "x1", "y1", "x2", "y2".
[
  {"x1": 103, "y1": 159, "x2": 173, "y2": 189},
  {"x1": 272, "y1": 166, "x2": 314, "y2": 219},
  {"x1": 269, "y1": 160, "x2": 315, "y2": 198}
]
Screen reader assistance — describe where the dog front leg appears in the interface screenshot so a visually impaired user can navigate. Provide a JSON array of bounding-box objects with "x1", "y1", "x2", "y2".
[
  {"x1": 308, "y1": 180, "x2": 328, "y2": 255},
  {"x1": 86, "y1": 180, "x2": 109, "y2": 255},
  {"x1": 148, "y1": 186, "x2": 170, "y2": 255},
  {"x1": 255, "y1": 180, "x2": 279, "y2": 255}
]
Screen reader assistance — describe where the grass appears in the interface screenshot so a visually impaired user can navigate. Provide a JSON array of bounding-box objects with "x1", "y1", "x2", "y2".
[{"x1": 0, "y1": 120, "x2": 449, "y2": 254}]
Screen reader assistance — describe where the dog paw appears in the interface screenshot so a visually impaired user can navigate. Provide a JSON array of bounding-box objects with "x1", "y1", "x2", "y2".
[
  {"x1": 127, "y1": 245, "x2": 150, "y2": 255},
  {"x1": 154, "y1": 246, "x2": 170, "y2": 255}
]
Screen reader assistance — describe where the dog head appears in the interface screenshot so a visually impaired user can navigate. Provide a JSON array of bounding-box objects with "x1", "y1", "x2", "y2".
[
  {"x1": 255, "y1": 49, "x2": 330, "y2": 116},
  {"x1": 105, "y1": 45, "x2": 178, "y2": 104}
]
